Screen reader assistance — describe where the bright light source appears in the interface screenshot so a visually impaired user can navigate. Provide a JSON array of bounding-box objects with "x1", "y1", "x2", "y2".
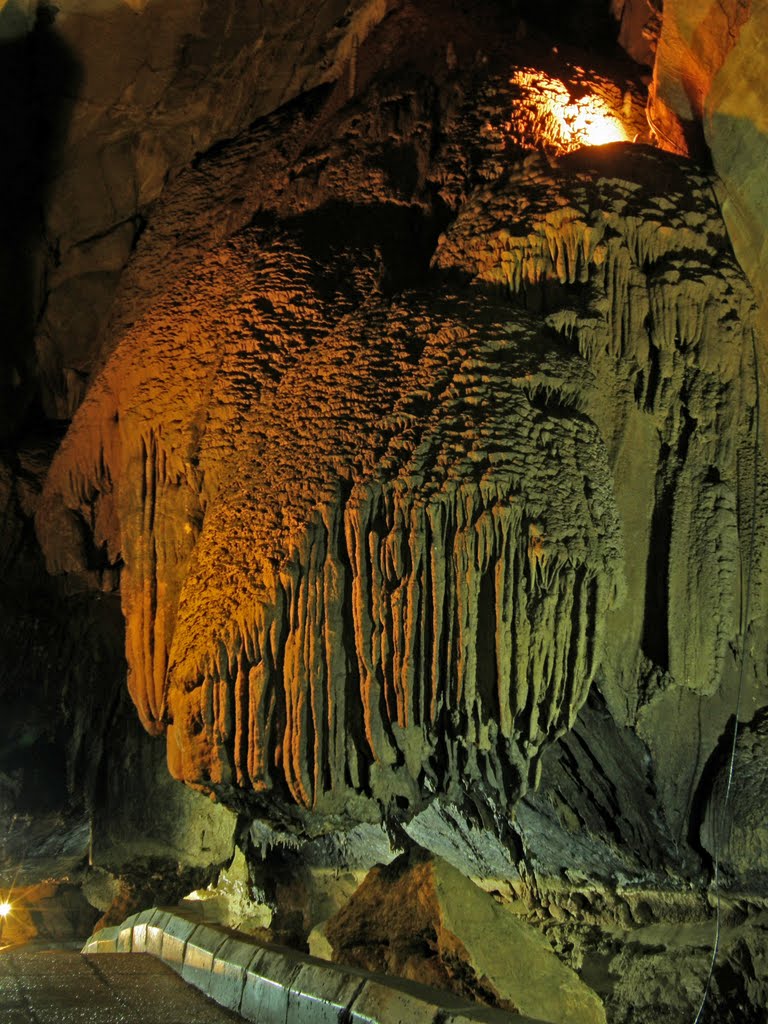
[
  {"x1": 503, "y1": 69, "x2": 629, "y2": 155},
  {"x1": 561, "y1": 98, "x2": 627, "y2": 148},
  {"x1": 0, "y1": 902, "x2": 11, "y2": 918}
]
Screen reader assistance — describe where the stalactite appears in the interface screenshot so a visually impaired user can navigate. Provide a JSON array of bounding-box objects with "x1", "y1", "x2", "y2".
[
  {"x1": 163, "y1": 473, "x2": 616, "y2": 813},
  {"x1": 36, "y1": 122, "x2": 760, "y2": 826},
  {"x1": 148, "y1": 284, "x2": 621, "y2": 816},
  {"x1": 434, "y1": 148, "x2": 761, "y2": 758}
]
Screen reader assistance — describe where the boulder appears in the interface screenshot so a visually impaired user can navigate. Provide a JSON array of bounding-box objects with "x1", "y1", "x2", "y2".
[{"x1": 322, "y1": 849, "x2": 606, "y2": 1024}]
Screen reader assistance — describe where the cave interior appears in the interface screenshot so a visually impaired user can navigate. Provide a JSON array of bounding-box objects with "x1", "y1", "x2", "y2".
[{"x1": 1, "y1": 0, "x2": 768, "y2": 1021}]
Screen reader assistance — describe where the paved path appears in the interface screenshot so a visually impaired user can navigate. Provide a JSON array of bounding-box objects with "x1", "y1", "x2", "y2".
[{"x1": 0, "y1": 951, "x2": 243, "y2": 1023}]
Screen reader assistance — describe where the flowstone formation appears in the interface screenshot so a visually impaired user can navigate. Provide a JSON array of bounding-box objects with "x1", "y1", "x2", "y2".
[
  {"x1": 41, "y1": 230, "x2": 623, "y2": 820},
  {"x1": 39, "y1": 15, "x2": 765, "y2": 862},
  {"x1": 8, "y1": 1, "x2": 768, "y2": 1020}
]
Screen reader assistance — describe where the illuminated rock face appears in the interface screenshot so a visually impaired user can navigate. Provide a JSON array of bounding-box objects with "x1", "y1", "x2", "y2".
[
  {"x1": 704, "y1": 1, "x2": 768, "y2": 308},
  {"x1": 502, "y1": 68, "x2": 639, "y2": 153},
  {"x1": 38, "y1": 28, "x2": 764, "y2": 833},
  {"x1": 0, "y1": 0, "x2": 387, "y2": 427},
  {"x1": 41, "y1": 248, "x2": 622, "y2": 816},
  {"x1": 322, "y1": 849, "x2": 607, "y2": 1023},
  {"x1": 646, "y1": 0, "x2": 768, "y2": 307}
]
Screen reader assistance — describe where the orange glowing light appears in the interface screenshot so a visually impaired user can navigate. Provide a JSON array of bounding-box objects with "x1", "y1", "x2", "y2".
[
  {"x1": 552, "y1": 93, "x2": 627, "y2": 148},
  {"x1": 0, "y1": 902, "x2": 10, "y2": 918},
  {"x1": 503, "y1": 69, "x2": 630, "y2": 155}
]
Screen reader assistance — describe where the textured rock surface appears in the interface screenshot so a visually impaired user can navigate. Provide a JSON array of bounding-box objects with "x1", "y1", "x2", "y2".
[
  {"x1": 705, "y1": 0, "x2": 768, "y2": 307},
  {"x1": 701, "y1": 708, "x2": 768, "y2": 888},
  {"x1": 90, "y1": 685, "x2": 238, "y2": 872},
  {"x1": 0, "y1": 881, "x2": 99, "y2": 949},
  {"x1": 0, "y1": 0, "x2": 389, "y2": 427},
  {"x1": 322, "y1": 850, "x2": 606, "y2": 1024},
  {"x1": 611, "y1": 0, "x2": 660, "y2": 68},
  {"x1": 647, "y1": 0, "x2": 751, "y2": 155},
  {"x1": 513, "y1": 689, "x2": 693, "y2": 881},
  {"x1": 646, "y1": 0, "x2": 768, "y2": 311},
  {"x1": 37, "y1": 8, "x2": 767, "y2": 864},
  {"x1": 4, "y1": 2, "x2": 768, "y2": 1020}
]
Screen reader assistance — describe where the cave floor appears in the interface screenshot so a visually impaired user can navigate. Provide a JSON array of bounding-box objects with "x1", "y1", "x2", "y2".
[{"x1": 0, "y1": 951, "x2": 243, "y2": 1023}]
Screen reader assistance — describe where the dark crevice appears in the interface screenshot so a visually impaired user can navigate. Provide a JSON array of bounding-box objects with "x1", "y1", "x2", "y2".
[
  {"x1": 641, "y1": 408, "x2": 696, "y2": 670},
  {"x1": 0, "y1": 4, "x2": 82, "y2": 439},
  {"x1": 475, "y1": 565, "x2": 499, "y2": 724}
]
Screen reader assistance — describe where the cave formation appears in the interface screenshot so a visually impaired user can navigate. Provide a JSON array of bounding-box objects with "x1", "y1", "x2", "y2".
[{"x1": 1, "y1": 0, "x2": 768, "y2": 1021}]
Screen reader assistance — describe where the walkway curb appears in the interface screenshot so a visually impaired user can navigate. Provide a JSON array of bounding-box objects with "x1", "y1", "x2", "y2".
[{"x1": 83, "y1": 908, "x2": 547, "y2": 1024}]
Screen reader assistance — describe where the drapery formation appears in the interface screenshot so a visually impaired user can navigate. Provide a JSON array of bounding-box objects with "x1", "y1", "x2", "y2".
[{"x1": 39, "y1": 72, "x2": 761, "y2": 824}]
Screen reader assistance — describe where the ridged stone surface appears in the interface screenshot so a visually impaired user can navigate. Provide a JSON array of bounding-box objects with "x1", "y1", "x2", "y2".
[{"x1": 37, "y1": 33, "x2": 766, "y2": 840}]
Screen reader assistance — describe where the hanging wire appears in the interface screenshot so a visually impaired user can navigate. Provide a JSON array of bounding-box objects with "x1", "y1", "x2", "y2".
[
  {"x1": 692, "y1": 329, "x2": 761, "y2": 1024},
  {"x1": 645, "y1": 103, "x2": 681, "y2": 152}
]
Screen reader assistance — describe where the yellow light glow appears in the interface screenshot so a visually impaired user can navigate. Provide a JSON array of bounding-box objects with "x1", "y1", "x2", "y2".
[
  {"x1": 559, "y1": 97, "x2": 627, "y2": 148},
  {"x1": 0, "y1": 902, "x2": 11, "y2": 918},
  {"x1": 505, "y1": 70, "x2": 629, "y2": 155}
]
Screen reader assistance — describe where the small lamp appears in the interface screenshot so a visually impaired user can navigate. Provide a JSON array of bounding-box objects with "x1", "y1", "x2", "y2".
[{"x1": 0, "y1": 901, "x2": 11, "y2": 945}]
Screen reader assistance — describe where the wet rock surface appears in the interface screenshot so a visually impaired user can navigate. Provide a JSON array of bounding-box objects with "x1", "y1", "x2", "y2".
[{"x1": 0, "y1": 950, "x2": 244, "y2": 1022}]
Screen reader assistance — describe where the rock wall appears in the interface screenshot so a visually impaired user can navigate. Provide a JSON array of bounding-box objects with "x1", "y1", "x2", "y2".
[
  {"x1": 321, "y1": 848, "x2": 607, "y2": 1023},
  {"x1": 4, "y1": 1, "x2": 768, "y2": 1018},
  {"x1": 0, "y1": 0, "x2": 389, "y2": 428},
  {"x1": 37, "y1": 5, "x2": 768, "y2": 868},
  {"x1": 647, "y1": 0, "x2": 750, "y2": 155},
  {"x1": 644, "y1": 0, "x2": 768, "y2": 310}
]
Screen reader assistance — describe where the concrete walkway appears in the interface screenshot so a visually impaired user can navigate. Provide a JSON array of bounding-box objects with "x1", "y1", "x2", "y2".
[
  {"x1": 83, "y1": 907, "x2": 547, "y2": 1024},
  {"x1": 0, "y1": 950, "x2": 242, "y2": 1024}
]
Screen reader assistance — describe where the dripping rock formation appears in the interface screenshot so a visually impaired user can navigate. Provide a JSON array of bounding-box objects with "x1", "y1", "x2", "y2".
[
  {"x1": 2, "y1": 1, "x2": 768, "y2": 1022},
  {"x1": 39, "y1": 66, "x2": 764, "y2": 845}
]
